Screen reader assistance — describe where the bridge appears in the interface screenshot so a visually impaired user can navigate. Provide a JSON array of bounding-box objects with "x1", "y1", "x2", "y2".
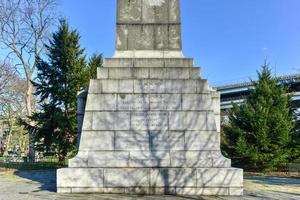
[{"x1": 215, "y1": 74, "x2": 300, "y2": 111}]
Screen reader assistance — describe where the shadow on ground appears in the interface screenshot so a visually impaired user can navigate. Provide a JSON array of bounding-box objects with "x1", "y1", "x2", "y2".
[
  {"x1": 245, "y1": 175, "x2": 300, "y2": 186},
  {"x1": 15, "y1": 170, "x2": 56, "y2": 192}
]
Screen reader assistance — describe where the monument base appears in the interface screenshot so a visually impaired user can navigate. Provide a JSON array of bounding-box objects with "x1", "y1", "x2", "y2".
[{"x1": 57, "y1": 167, "x2": 243, "y2": 196}]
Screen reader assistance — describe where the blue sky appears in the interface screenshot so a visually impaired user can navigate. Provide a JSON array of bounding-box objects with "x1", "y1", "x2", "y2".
[{"x1": 60, "y1": 0, "x2": 300, "y2": 86}]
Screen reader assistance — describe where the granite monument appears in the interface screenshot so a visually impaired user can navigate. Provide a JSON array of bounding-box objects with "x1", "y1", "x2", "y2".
[{"x1": 57, "y1": 0, "x2": 243, "y2": 195}]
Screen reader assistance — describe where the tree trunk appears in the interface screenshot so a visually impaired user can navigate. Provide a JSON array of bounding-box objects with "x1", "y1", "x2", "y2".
[{"x1": 25, "y1": 80, "x2": 35, "y2": 162}]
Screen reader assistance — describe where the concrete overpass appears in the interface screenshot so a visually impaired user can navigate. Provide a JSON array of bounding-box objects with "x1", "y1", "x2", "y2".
[{"x1": 215, "y1": 74, "x2": 300, "y2": 110}]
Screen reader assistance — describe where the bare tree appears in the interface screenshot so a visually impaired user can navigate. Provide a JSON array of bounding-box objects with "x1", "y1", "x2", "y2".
[
  {"x1": 0, "y1": 0, "x2": 57, "y2": 161},
  {"x1": 0, "y1": 66, "x2": 27, "y2": 156}
]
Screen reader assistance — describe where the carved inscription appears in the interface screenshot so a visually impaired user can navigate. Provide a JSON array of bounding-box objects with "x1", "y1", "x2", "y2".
[
  {"x1": 150, "y1": 94, "x2": 181, "y2": 110},
  {"x1": 131, "y1": 112, "x2": 168, "y2": 130},
  {"x1": 118, "y1": 94, "x2": 149, "y2": 110}
]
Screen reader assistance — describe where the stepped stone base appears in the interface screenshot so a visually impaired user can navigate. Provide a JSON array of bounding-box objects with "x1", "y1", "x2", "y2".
[
  {"x1": 58, "y1": 55, "x2": 242, "y2": 196},
  {"x1": 57, "y1": 167, "x2": 243, "y2": 195}
]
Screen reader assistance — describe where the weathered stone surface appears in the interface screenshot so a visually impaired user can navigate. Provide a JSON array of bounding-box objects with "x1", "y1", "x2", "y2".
[
  {"x1": 88, "y1": 152, "x2": 129, "y2": 167},
  {"x1": 57, "y1": 168, "x2": 103, "y2": 188},
  {"x1": 103, "y1": 58, "x2": 194, "y2": 68},
  {"x1": 197, "y1": 168, "x2": 243, "y2": 187},
  {"x1": 131, "y1": 112, "x2": 168, "y2": 131},
  {"x1": 184, "y1": 131, "x2": 220, "y2": 151},
  {"x1": 115, "y1": 131, "x2": 184, "y2": 151},
  {"x1": 81, "y1": 112, "x2": 92, "y2": 130},
  {"x1": 85, "y1": 94, "x2": 117, "y2": 111},
  {"x1": 104, "y1": 168, "x2": 150, "y2": 187},
  {"x1": 150, "y1": 168, "x2": 196, "y2": 187},
  {"x1": 79, "y1": 131, "x2": 114, "y2": 151},
  {"x1": 129, "y1": 151, "x2": 171, "y2": 167},
  {"x1": 169, "y1": 112, "x2": 207, "y2": 131},
  {"x1": 68, "y1": 151, "x2": 88, "y2": 167},
  {"x1": 97, "y1": 67, "x2": 108, "y2": 79},
  {"x1": 92, "y1": 112, "x2": 130, "y2": 131},
  {"x1": 150, "y1": 94, "x2": 181, "y2": 110},
  {"x1": 182, "y1": 94, "x2": 213, "y2": 111},
  {"x1": 98, "y1": 67, "x2": 200, "y2": 80},
  {"x1": 117, "y1": 94, "x2": 149, "y2": 111}
]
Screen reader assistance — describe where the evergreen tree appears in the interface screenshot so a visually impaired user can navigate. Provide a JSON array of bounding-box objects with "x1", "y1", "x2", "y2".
[
  {"x1": 25, "y1": 20, "x2": 87, "y2": 165},
  {"x1": 87, "y1": 53, "x2": 103, "y2": 80},
  {"x1": 223, "y1": 62, "x2": 295, "y2": 172}
]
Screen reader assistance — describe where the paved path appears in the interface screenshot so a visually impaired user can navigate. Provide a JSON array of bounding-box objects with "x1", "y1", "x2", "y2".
[{"x1": 0, "y1": 171, "x2": 299, "y2": 200}]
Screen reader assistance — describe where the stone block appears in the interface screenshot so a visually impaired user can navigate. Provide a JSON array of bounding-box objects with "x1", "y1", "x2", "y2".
[
  {"x1": 133, "y1": 68, "x2": 149, "y2": 78},
  {"x1": 142, "y1": 0, "x2": 168, "y2": 23},
  {"x1": 229, "y1": 188, "x2": 244, "y2": 196},
  {"x1": 92, "y1": 112, "x2": 130, "y2": 131},
  {"x1": 104, "y1": 168, "x2": 150, "y2": 187},
  {"x1": 169, "y1": 0, "x2": 180, "y2": 23},
  {"x1": 182, "y1": 94, "x2": 213, "y2": 110},
  {"x1": 109, "y1": 68, "x2": 133, "y2": 79},
  {"x1": 88, "y1": 151, "x2": 129, "y2": 167},
  {"x1": 115, "y1": 131, "x2": 184, "y2": 151},
  {"x1": 57, "y1": 168, "x2": 103, "y2": 188},
  {"x1": 211, "y1": 151, "x2": 232, "y2": 167},
  {"x1": 155, "y1": 25, "x2": 168, "y2": 50},
  {"x1": 85, "y1": 94, "x2": 117, "y2": 111},
  {"x1": 79, "y1": 131, "x2": 114, "y2": 151},
  {"x1": 118, "y1": 94, "x2": 149, "y2": 110},
  {"x1": 134, "y1": 80, "x2": 165, "y2": 93},
  {"x1": 128, "y1": 25, "x2": 154, "y2": 50},
  {"x1": 197, "y1": 79, "x2": 210, "y2": 93},
  {"x1": 82, "y1": 112, "x2": 93, "y2": 131},
  {"x1": 164, "y1": 58, "x2": 193, "y2": 68},
  {"x1": 168, "y1": 25, "x2": 181, "y2": 50},
  {"x1": 129, "y1": 151, "x2": 171, "y2": 167},
  {"x1": 149, "y1": 68, "x2": 168, "y2": 79},
  {"x1": 131, "y1": 112, "x2": 168, "y2": 131},
  {"x1": 117, "y1": 0, "x2": 142, "y2": 23},
  {"x1": 71, "y1": 188, "x2": 104, "y2": 193},
  {"x1": 68, "y1": 151, "x2": 88, "y2": 167},
  {"x1": 197, "y1": 168, "x2": 243, "y2": 187},
  {"x1": 170, "y1": 151, "x2": 213, "y2": 167},
  {"x1": 97, "y1": 68, "x2": 108, "y2": 79},
  {"x1": 184, "y1": 131, "x2": 219, "y2": 151},
  {"x1": 119, "y1": 80, "x2": 134, "y2": 93},
  {"x1": 116, "y1": 25, "x2": 128, "y2": 50},
  {"x1": 206, "y1": 111, "x2": 218, "y2": 131},
  {"x1": 101, "y1": 80, "x2": 119, "y2": 93},
  {"x1": 165, "y1": 80, "x2": 197, "y2": 93},
  {"x1": 150, "y1": 94, "x2": 181, "y2": 110},
  {"x1": 175, "y1": 187, "x2": 229, "y2": 196},
  {"x1": 134, "y1": 58, "x2": 164, "y2": 68},
  {"x1": 104, "y1": 58, "x2": 133, "y2": 68},
  {"x1": 167, "y1": 68, "x2": 190, "y2": 79},
  {"x1": 169, "y1": 112, "x2": 207, "y2": 131},
  {"x1": 190, "y1": 67, "x2": 201, "y2": 79},
  {"x1": 104, "y1": 187, "x2": 125, "y2": 194},
  {"x1": 57, "y1": 188, "x2": 71, "y2": 193},
  {"x1": 150, "y1": 168, "x2": 196, "y2": 187},
  {"x1": 88, "y1": 80, "x2": 101, "y2": 94}
]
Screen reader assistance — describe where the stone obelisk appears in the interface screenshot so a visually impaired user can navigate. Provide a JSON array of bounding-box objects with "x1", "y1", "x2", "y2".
[{"x1": 57, "y1": 0, "x2": 243, "y2": 195}]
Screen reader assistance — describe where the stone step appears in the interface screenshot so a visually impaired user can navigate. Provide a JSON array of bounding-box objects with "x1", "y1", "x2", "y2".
[
  {"x1": 103, "y1": 58, "x2": 194, "y2": 68},
  {"x1": 77, "y1": 131, "x2": 220, "y2": 152},
  {"x1": 85, "y1": 93, "x2": 214, "y2": 111},
  {"x1": 57, "y1": 167, "x2": 243, "y2": 195},
  {"x1": 89, "y1": 79, "x2": 211, "y2": 94},
  {"x1": 69, "y1": 150, "x2": 231, "y2": 168},
  {"x1": 97, "y1": 67, "x2": 201, "y2": 80},
  {"x1": 81, "y1": 111, "x2": 217, "y2": 132}
]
